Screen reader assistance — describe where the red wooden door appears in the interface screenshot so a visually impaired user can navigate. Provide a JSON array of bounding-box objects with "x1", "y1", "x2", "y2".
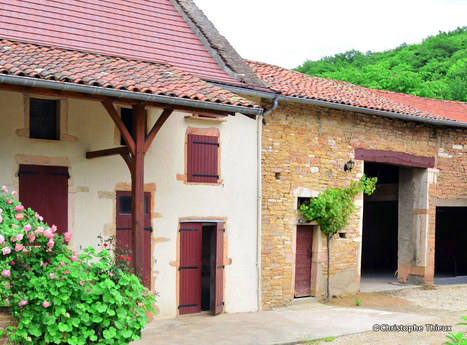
[
  {"x1": 116, "y1": 191, "x2": 152, "y2": 287},
  {"x1": 295, "y1": 226, "x2": 313, "y2": 297},
  {"x1": 178, "y1": 222, "x2": 203, "y2": 315},
  {"x1": 214, "y1": 222, "x2": 224, "y2": 314},
  {"x1": 19, "y1": 164, "x2": 68, "y2": 235}
]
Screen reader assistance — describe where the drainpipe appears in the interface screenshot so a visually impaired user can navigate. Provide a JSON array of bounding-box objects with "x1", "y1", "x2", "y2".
[{"x1": 256, "y1": 96, "x2": 279, "y2": 311}]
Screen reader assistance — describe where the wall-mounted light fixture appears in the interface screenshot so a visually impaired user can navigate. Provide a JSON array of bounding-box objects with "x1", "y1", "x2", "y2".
[{"x1": 344, "y1": 159, "x2": 355, "y2": 172}]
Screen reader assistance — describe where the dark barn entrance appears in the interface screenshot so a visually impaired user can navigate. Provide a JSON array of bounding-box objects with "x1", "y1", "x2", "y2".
[
  {"x1": 362, "y1": 163, "x2": 399, "y2": 280},
  {"x1": 435, "y1": 207, "x2": 467, "y2": 284}
]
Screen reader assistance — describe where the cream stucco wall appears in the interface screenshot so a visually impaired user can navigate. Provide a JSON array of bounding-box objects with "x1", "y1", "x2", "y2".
[{"x1": 0, "y1": 90, "x2": 259, "y2": 318}]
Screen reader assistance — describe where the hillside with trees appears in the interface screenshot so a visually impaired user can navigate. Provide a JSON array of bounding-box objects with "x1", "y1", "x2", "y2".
[{"x1": 295, "y1": 27, "x2": 467, "y2": 102}]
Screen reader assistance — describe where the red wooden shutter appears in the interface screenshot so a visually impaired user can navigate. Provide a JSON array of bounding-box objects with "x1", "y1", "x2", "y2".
[
  {"x1": 179, "y1": 222, "x2": 203, "y2": 315},
  {"x1": 19, "y1": 164, "x2": 68, "y2": 235},
  {"x1": 187, "y1": 134, "x2": 219, "y2": 183},
  {"x1": 214, "y1": 222, "x2": 224, "y2": 315},
  {"x1": 116, "y1": 191, "x2": 152, "y2": 288}
]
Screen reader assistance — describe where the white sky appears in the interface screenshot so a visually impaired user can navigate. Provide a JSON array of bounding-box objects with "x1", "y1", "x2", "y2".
[{"x1": 193, "y1": 0, "x2": 467, "y2": 69}]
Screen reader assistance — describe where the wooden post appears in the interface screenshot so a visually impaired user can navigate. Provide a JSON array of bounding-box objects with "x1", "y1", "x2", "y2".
[{"x1": 131, "y1": 103, "x2": 146, "y2": 280}]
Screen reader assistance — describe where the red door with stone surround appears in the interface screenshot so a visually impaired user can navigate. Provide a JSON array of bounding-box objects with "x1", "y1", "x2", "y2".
[{"x1": 295, "y1": 226, "x2": 313, "y2": 297}]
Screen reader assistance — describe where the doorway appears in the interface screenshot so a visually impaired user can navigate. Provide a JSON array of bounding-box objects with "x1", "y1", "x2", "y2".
[
  {"x1": 435, "y1": 207, "x2": 467, "y2": 284},
  {"x1": 295, "y1": 225, "x2": 313, "y2": 297},
  {"x1": 361, "y1": 163, "x2": 399, "y2": 283},
  {"x1": 179, "y1": 221, "x2": 224, "y2": 315},
  {"x1": 115, "y1": 191, "x2": 152, "y2": 287},
  {"x1": 19, "y1": 164, "x2": 69, "y2": 235}
]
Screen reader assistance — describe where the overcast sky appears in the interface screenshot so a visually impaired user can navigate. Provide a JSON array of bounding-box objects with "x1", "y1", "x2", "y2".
[{"x1": 193, "y1": 0, "x2": 467, "y2": 69}]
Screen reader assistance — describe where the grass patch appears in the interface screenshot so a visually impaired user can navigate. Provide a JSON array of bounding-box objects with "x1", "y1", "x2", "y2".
[{"x1": 302, "y1": 337, "x2": 335, "y2": 344}]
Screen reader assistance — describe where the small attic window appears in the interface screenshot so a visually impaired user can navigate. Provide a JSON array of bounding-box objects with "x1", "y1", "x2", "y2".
[{"x1": 29, "y1": 98, "x2": 59, "y2": 140}]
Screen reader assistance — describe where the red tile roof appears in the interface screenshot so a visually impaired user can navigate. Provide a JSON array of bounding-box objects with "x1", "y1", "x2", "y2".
[
  {"x1": 370, "y1": 89, "x2": 467, "y2": 123},
  {"x1": 247, "y1": 61, "x2": 466, "y2": 124},
  {"x1": 0, "y1": 39, "x2": 258, "y2": 108},
  {"x1": 0, "y1": 0, "x2": 240, "y2": 85}
]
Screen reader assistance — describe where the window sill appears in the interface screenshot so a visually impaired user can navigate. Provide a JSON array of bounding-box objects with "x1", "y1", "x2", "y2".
[{"x1": 176, "y1": 174, "x2": 223, "y2": 186}]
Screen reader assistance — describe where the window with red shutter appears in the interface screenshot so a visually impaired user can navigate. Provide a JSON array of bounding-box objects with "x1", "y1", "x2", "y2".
[{"x1": 187, "y1": 134, "x2": 219, "y2": 183}]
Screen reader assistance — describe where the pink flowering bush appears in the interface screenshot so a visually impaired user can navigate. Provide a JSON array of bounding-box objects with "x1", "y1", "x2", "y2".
[{"x1": 0, "y1": 187, "x2": 155, "y2": 344}]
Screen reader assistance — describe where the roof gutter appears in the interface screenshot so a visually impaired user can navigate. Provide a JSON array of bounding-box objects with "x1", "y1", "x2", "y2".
[
  {"x1": 218, "y1": 83, "x2": 467, "y2": 129},
  {"x1": 0, "y1": 75, "x2": 264, "y2": 116}
]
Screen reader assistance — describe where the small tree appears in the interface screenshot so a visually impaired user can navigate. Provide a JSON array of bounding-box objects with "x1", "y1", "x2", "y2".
[{"x1": 299, "y1": 175, "x2": 377, "y2": 300}]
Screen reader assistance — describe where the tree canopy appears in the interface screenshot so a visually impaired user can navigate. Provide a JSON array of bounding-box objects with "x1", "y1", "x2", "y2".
[{"x1": 295, "y1": 27, "x2": 467, "y2": 102}]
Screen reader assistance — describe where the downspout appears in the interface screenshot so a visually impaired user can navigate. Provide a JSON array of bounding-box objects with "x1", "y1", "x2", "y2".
[{"x1": 256, "y1": 96, "x2": 279, "y2": 311}]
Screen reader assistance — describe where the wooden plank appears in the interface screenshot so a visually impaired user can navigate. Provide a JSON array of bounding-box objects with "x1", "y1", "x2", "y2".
[
  {"x1": 355, "y1": 148, "x2": 435, "y2": 168},
  {"x1": 101, "y1": 99, "x2": 136, "y2": 156},
  {"x1": 144, "y1": 107, "x2": 173, "y2": 152},
  {"x1": 86, "y1": 147, "x2": 128, "y2": 159}
]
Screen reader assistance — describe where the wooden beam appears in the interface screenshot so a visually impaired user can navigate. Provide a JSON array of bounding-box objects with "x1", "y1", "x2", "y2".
[
  {"x1": 144, "y1": 108, "x2": 173, "y2": 152},
  {"x1": 131, "y1": 103, "x2": 146, "y2": 283},
  {"x1": 120, "y1": 152, "x2": 132, "y2": 170},
  {"x1": 86, "y1": 147, "x2": 128, "y2": 159},
  {"x1": 101, "y1": 100, "x2": 136, "y2": 156},
  {"x1": 355, "y1": 148, "x2": 435, "y2": 168}
]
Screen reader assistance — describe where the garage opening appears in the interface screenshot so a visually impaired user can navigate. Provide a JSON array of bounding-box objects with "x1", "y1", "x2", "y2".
[
  {"x1": 361, "y1": 163, "x2": 399, "y2": 284},
  {"x1": 435, "y1": 207, "x2": 467, "y2": 284}
]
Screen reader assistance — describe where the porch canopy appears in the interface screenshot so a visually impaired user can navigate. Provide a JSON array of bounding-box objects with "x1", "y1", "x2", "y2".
[{"x1": 0, "y1": 39, "x2": 263, "y2": 280}]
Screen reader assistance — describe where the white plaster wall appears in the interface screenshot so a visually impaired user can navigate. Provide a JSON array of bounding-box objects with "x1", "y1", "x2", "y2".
[{"x1": 0, "y1": 90, "x2": 259, "y2": 318}]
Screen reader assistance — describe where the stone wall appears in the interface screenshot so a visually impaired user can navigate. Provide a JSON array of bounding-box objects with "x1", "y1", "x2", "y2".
[
  {"x1": 0, "y1": 310, "x2": 15, "y2": 344},
  {"x1": 260, "y1": 101, "x2": 466, "y2": 309}
]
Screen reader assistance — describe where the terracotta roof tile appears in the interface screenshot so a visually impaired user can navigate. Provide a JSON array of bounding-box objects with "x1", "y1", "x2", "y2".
[
  {"x1": 0, "y1": 39, "x2": 258, "y2": 109},
  {"x1": 247, "y1": 60, "x2": 466, "y2": 123}
]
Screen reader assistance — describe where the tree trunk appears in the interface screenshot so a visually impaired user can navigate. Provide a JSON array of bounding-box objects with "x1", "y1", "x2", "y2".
[{"x1": 326, "y1": 233, "x2": 330, "y2": 301}]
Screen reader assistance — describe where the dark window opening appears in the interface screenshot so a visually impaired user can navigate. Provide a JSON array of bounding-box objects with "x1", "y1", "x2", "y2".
[
  {"x1": 29, "y1": 98, "x2": 59, "y2": 140},
  {"x1": 118, "y1": 194, "x2": 149, "y2": 215},
  {"x1": 120, "y1": 108, "x2": 133, "y2": 145},
  {"x1": 297, "y1": 197, "x2": 311, "y2": 209}
]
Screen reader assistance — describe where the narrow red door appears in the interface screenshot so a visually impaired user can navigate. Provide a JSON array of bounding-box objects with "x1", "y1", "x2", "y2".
[
  {"x1": 214, "y1": 222, "x2": 225, "y2": 315},
  {"x1": 19, "y1": 164, "x2": 68, "y2": 235},
  {"x1": 178, "y1": 222, "x2": 203, "y2": 315},
  {"x1": 295, "y1": 226, "x2": 313, "y2": 297},
  {"x1": 116, "y1": 191, "x2": 152, "y2": 287}
]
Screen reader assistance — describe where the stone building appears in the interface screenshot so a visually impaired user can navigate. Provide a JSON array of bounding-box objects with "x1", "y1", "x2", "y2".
[{"x1": 226, "y1": 61, "x2": 467, "y2": 309}]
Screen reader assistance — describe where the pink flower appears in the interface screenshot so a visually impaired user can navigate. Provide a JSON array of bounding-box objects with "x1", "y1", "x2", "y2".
[
  {"x1": 64, "y1": 232, "x2": 72, "y2": 242},
  {"x1": 14, "y1": 205, "x2": 24, "y2": 212},
  {"x1": 1, "y1": 186, "x2": 7, "y2": 192},
  {"x1": 19, "y1": 300, "x2": 28, "y2": 307},
  {"x1": 71, "y1": 254, "x2": 78, "y2": 262},
  {"x1": 79, "y1": 281, "x2": 84, "y2": 286},
  {"x1": 7, "y1": 198, "x2": 12, "y2": 205},
  {"x1": 2, "y1": 247, "x2": 11, "y2": 255},
  {"x1": 15, "y1": 243, "x2": 24, "y2": 252},
  {"x1": 35, "y1": 226, "x2": 44, "y2": 235},
  {"x1": 34, "y1": 212, "x2": 40, "y2": 218},
  {"x1": 51, "y1": 225, "x2": 57, "y2": 232},
  {"x1": 0, "y1": 234, "x2": 4, "y2": 244},
  {"x1": 1, "y1": 270, "x2": 11, "y2": 277},
  {"x1": 64, "y1": 270, "x2": 69, "y2": 275},
  {"x1": 28, "y1": 235, "x2": 36, "y2": 243},
  {"x1": 42, "y1": 301, "x2": 50, "y2": 308},
  {"x1": 15, "y1": 234, "x2": 24, "y2": 242},
  {"x1": 15, "y1": 213, "x2": 24, "y2": 221},
  {"x1": 0, "y1": 215, "x2": 2, "y2": 224},
  {"x1": 11, "y1": 191, "x2": 17, "y2": 196},
  {"x1": 49, "y1": 273, "x2": 55, "y2": 279},
  {"x1": 60, "y1": 261, "x2": 65, "y2": 267},
  {"x1": 47, "y1": 239, "x2": 54, "y2": 248},
  {"x1": 9, "y1": 261, "x2": 15, "y2": 266},
  {"x1": 23, "y1": 223, "x2": 31, "y2": 232},
  {"x1": 43, "y1": 228, "x2": 54, "y2": 239},
  {"x1": 39, "y1": 216, "x2": 43, "y2": 221},
  {"x1": 10, "y1": 236, "x2": 16, "y2": 243}
]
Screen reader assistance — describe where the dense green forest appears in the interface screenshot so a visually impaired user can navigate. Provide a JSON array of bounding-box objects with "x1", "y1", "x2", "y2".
[{"x1": 295, "y1": 27, "x2": 467, "y2": 102}]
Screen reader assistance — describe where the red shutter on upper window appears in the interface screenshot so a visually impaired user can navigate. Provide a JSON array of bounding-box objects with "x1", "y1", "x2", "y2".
[{"x1": 187, "y1": 134, "x2": 219, "y2": 183}]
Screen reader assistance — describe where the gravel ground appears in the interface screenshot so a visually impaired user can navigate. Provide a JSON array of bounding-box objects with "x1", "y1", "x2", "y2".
[{"x1": 301, "y1": 285, "x2": 467, "y2": 345}]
